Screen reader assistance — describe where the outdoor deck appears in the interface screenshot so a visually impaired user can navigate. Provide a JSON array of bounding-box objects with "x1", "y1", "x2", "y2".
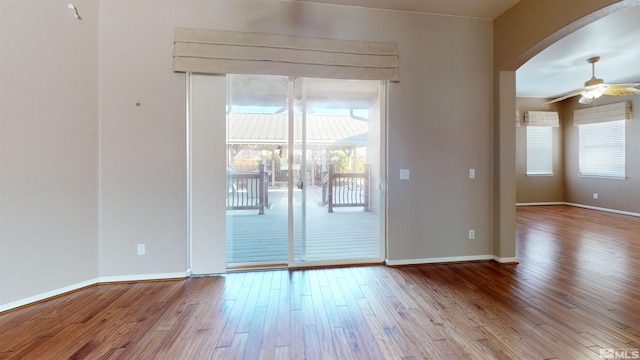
[{"x1": 226, "y1": 185, "x2": 380, "y2": 264}]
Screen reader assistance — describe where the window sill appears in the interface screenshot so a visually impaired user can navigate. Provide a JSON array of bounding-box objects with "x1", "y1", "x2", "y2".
[
  {"x1": 578, "y1": 174, "x2": 627, "y2": 180},
  {"x1": 526, "y1": 173, "x2": 554, "y2": 177}
]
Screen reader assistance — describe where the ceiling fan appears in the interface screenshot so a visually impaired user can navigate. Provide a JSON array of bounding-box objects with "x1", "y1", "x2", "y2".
[
  {"x1": 546, "y1": 56, "x2": 640, "y2": 104},
  {"x1": 275, "y1": 97, "x2": 305, "y2": 114}
]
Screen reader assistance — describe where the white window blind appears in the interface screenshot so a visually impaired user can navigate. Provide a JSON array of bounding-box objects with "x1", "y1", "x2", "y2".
[
  {"x1": 579, "y1": 120, "x2": 625, "y2": 178},
  {"x1": 173, "y1": 28, "x2": 399, "y2": 81},
  {"x1": 526, "y1": 126, "x2": 553, "y2": 175}
]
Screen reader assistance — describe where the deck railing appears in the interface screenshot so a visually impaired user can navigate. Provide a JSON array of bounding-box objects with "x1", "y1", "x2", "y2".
[
  {"x1": 322, "y1": 164, "x2": 370, "y2": 213},
  {"x1": 226, "y1": 164, "x2": 269, "y2": 214}
]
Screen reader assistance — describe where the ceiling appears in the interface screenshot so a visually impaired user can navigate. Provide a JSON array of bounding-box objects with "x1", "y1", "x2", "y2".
[
  {"x1": 291, "y1": 1, "x2": 640, "y2": 100},
  {"x1": 516, "y1": 4, "x2": 640, "y2": 99},
  {"x1": 290, "y1": 0, "x2": 520, "y2": 19}
]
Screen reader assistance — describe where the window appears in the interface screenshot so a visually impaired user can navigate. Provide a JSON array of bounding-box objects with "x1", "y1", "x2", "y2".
[
  {"x1": 578, "y1": 120, "x2": 625, "y2": 178},
  {"x1": 524, "y1": 110, "x2": 558, "y2": 176},
  {"x1": 526, "y1": 126, "x2": 553, "y2": 175}
]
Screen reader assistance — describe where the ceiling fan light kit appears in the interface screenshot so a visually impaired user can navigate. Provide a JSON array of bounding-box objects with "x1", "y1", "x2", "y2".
[
  {"x1": 580, "y1": 85, "x2": 606, "y2": 104},
  {"x1": 547, "y1": 56, "x2": 640, "y2": 104},
  {"x1": 578, "y1": 57, "x2": 605, "y2": 104}
]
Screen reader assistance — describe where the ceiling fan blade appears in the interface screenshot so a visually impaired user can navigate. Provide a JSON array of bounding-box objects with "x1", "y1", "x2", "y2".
[
  {"x1": 545, "y1": 89, "x2": 586, "y2": 104},
  {"x1": 605, "y1": 83, "x2": 640, "y2": 89},
  {"x1": 604, "y1": 87, "x2": 640, "y2": 96},
  {"x1": 545, "y1": 56, "x2": 640, "y2": 104},
  {"x1": 601, "y1": 83, "x2": 640, "y2": 96}
]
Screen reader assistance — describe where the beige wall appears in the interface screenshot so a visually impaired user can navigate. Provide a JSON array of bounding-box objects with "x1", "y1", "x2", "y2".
[
  {"x1": 1, "y1": 0, "x2": 632, "y2": 307},
  {"x1": 0, "y1": 0, "x2": 99, "y2": 304},
  {"x1": 515, "y1": 98, "x2": 564, "y2": 203},
  {"x1": 98, "y1": 2, "x2": 188, "y2": 277},
  {"x1": 98, "y1": 1, "x2": 495, "y2": 265}
]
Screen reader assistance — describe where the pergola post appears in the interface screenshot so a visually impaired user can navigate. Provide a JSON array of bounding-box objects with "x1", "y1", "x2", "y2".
[
  {"x1": 364, "y1": 164, "x2": 370, "y2": 212},
  {"x1": 328, "y1": 164, "x2": 334, "y2": 213},
  {"x1": 258, "y1": 164, "x2": 265, "y2": 215}
]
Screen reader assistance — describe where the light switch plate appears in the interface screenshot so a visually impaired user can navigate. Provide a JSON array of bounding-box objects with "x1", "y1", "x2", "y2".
[{"x1": 400, "y1": 169, "x2": 410, "y2": 180}]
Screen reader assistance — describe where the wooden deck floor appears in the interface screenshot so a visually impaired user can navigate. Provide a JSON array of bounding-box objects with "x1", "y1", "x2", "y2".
[
  {"x1": 1, "y1": 205, "x2": 640, "y2": 359},
  {"x1": 227, "y1": 186, "x2": 380, "y2": 264}
]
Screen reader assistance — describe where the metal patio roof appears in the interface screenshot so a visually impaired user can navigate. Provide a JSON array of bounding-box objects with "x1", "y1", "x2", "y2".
[{"x1": 227, "y1": 113, "x2": 368, "y2": 147}]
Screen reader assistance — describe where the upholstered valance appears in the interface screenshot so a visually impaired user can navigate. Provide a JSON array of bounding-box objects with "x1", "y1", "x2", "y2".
[
  {"x1": 524, "y1": 111, "x2": 559, "y2": 127},
  {"x1": 173, "y1": 28, "x2": 399, "y2": 81},
  {"x1": 573, "y1": 101, "x2": 632, "y2": 125}
]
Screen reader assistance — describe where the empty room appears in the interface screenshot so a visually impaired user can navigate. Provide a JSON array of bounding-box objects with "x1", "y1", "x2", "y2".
[{"x1": 1, "y1": 0, "x2": 639, "y2": 358}]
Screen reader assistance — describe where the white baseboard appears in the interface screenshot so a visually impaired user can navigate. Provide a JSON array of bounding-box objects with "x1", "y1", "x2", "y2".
[
  {"x1": 97, "y1": 271, "x2": 190, "y2": 284},
  {"x1": 518, "y1": 201, "x2": 640, "y2": 218},
  {"x1": 492, "y1": 256, "x2": 519, "y2": 264},
  {"x1": 386, "y1": 254, "x2": 495, "y2": 266},
  {"x1": 564, "y1": 202, "x2": 640, "y2": 218},
  {"x1": 516, "y1": 202, "x2": 564, "y2": 206},
  {"x1": 386, "y1": 255, "x2": 519, "y2": 266},
  {"x1": 0, "y1": 278, "x2": 98, "y2": 313},
  {"x1": 0, "y1": 271, "x2": 190, "y2": 313}
]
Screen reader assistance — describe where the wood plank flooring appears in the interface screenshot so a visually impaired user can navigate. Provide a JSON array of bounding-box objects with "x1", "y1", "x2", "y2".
[{"x1": 1, "y1": 205, "x2": 640, "y2": 359}]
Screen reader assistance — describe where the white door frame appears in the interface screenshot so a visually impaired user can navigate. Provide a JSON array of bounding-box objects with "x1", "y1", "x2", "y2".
[{"x1": 188, "y1": 74, "x2": 387, "y2": 273}]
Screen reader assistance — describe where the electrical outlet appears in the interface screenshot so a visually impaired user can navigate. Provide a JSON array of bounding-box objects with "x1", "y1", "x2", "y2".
[
  {"x1": 137, "y1": 244, "x2": 145, "y2": 255},
  {"x1": 593, "y1": 193, "x2": 599, "y2": 199},
  {"x1": 469, "y1": 168, "x2": 476, "y2": 179},
  {"x1": 468, "y1": 229, "x2": 475, "y2": 240}
]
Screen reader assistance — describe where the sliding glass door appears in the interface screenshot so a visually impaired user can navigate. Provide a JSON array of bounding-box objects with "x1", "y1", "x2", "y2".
[
  {"x1": 225, "y1": 75, "x2": 290, "y2": 267},
  {"x1": 226, "y1": 74, "x2": 385, "y2": 268},
  {"x1": 291, "y1": 77, "x2": 384, "y2": 263}
]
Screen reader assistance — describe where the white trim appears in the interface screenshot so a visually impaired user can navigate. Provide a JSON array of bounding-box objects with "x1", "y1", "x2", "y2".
[
  {"x1": 385, "y1": 255, "x2": 519, "y2": 266},
  {"x1": 0, "y1": 278, "x2": 97, "y2": 313},
  {"x1": 578, "y1": 174, "x2": 627, "y2": 180},
  {"x1": 516, "y1": 202, "x2": 565, "y2": 206},
  {"x1": 517, "y1": 201, "x2": 640, "y2": 218},
  {"x1": 97, "y1": 271, "x2": 190, "y2": 284},
  {"x1": 0, "y1": 271, "x2": 190, "y2": 313},
  {"x1": 189, "y1": 74, "x2": 228, "y2": 274},
  {"x1": 379, "y1": 81, "x2": 388, "y2": 266},
  {"x1": 228, "y1": 261, "x2": 288, "y2": 270},
  {"x1": 186, "y1": 74, "x2": 192, "y2": 274},
  {"x1": 492, "y1": 256, "x2": 519, "y2": 264},
  {"x1": 385, "y1": 254, "x2": 494, "y2": 266},
  {"x1": 564, "y1": 202, "x2": 640, "y2": 218},
  {"x1": 287, "y1": 78, "x2": 294, "y2": 265},
  {"x1": 289, "y1": 257, "x2": 385, "y2": 269}
]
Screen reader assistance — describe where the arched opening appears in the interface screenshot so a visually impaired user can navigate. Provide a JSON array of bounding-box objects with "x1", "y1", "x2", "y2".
[{"x1": 492, "y1": 0, "x2": 638, "y2": 262}]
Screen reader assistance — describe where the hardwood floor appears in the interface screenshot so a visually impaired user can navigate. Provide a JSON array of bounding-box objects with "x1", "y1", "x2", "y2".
[{"x1": 1, "y1": 205, "x2": 640, "y2": 359}]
